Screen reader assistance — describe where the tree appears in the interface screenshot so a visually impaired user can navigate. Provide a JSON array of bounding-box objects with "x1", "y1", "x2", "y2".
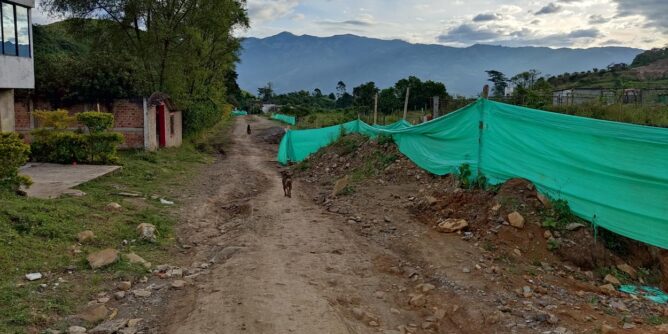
[
  {"x1": 258, "y1": 83, "x2": 275, "y2": 103},
  {"x1": 378, "y1": 88, "x2": 400, "y2": 114},
  {"x1": 336, "y1": 93, "x2": 354, "y2": 109},
  {"x1": 511, "y1": 69, "x2": 541, "y2": 90},
  {"x1": 336, "y1": 81, "x2": 347, "y2": 98},
  {"x1": 485, "y1": 70, "x2": 509, "y2": 98},
  {"x1": 313, "y1": 88, "x2": 323, "y2": 97},
  {"x1": 42, "y1": 0, "x2": 249, "y2": 111},
  {"x1": 327, "y1": 93, "x2": 336, "y2": 100},
  {"x1": 352, "y1": 82, "x2": 379, "y2": 108}
]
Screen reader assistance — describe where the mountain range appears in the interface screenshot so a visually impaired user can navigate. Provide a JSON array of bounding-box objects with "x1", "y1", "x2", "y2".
[{"x1": 237, "y1": 32, "x2": 643, "y2": 96}]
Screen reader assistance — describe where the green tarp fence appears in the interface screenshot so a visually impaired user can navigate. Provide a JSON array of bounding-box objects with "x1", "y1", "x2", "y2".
[
  {"x1": 272, "y1": 113, "x2": 297, "y2": 125},
  {"x1": 232, "y1": 110, "x2": 248, "y2": 116},
  {"x1": 278, "y1": 99, "x2": 668, "y2": 249}
]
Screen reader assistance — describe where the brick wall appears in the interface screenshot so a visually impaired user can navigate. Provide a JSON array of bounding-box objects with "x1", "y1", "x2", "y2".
[{"x1": 14, "y1": 98, "x2": 149, "y2": 149}]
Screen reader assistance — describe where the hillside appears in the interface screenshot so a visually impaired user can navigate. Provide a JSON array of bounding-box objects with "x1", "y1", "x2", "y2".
[
  {"x1": 237, "y1": 32, "x2": 643, "y2": 96},
  {"x1": 549, "y1": 48, "x2": 668, "y2": 89}
]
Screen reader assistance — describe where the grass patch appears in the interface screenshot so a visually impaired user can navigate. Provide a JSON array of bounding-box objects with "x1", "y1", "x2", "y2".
[{"x1": 0, "y1": 119, "x2": 231, "y2": 332}]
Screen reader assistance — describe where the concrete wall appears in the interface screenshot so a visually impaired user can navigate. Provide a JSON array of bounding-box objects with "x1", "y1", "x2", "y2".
[
  {"x1": 165, "y1": 111, "x2": 182, "y2": 148},
  {"x1": 0, "y1": 89, "x2": 15, "y2": 131},
  {"x1": 146, "y1": 106, "x2": 158, "y2": 151}
]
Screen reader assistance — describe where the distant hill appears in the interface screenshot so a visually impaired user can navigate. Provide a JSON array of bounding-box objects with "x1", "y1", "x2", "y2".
[
  {"x1": 549, "y1": 48, "x2": 668, "y2": 89},
  {"x1": 237, "y1": 32, "x2": 643, "y2": 96}
]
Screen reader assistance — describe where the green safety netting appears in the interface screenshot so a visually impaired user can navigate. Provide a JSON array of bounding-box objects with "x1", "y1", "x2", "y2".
[
  {"x1": 278, "y1": 99, "x2": 668, "y2": 249},
  {"x1": 232, "y1": 110, "x2": 248, "y2": 116},
  {"x1": 272, "y1": 113, "x2": 297, "y2": 125}
]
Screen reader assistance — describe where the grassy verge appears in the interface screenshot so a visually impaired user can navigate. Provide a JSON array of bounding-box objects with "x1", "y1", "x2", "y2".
[{"x1": 0, "y1": 118, "x2": 232, "y2": 333}]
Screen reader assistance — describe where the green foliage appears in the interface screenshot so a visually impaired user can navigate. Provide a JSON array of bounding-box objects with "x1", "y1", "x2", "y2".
[
  {"x1": 457, "y1": 163, "x2": 472, "y2": 188},
  {"x1": 547, "y1": 238, "x2": 560, "y2": 251},
  {"x1": 183, "y1": 103, "x2": 232, "y2": 136},
  {"x1": 546, "y1": 102, "x2": 668, "y2": 128},
  {"x1": 33, "y1": 109, "x2": 76, "y2": 129},
  {"x1": 631, "y1": 47, "x2": 668, "y2": 67},
  {"x1": 0, "y1": 133, "x2": 32, "y2": 193},
  {"x1": 77, "y1": 112, "x2": 114, "y2": 133},
  {"x1": 486, "y1": 70, "x2": 509, "y2": 97},
  {"x1": 376, "y1": 134, "x2": 394, "y2": 145},
  {"x1": 31, "y1": 111, "x2": 124, "y2": 164}
]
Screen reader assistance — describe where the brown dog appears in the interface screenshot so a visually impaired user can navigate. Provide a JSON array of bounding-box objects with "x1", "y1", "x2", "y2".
[{"x1": 281, "y1": 170, "x2": 292, "y2": 198}]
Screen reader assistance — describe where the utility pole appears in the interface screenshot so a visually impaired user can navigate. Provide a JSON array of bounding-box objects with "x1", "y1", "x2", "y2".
[
  {"x1": 433, "y1": 96, "x2": 440, "y2": 119},
  {"x1": 373, "y1": 93, "x2": 379, "y2": 125},
  {"x1": 482, "y1": 84, "x2": 490, "y2": 98},
  {"x1": 403, "y1": 87, "x2": 410, "y2": 120}
]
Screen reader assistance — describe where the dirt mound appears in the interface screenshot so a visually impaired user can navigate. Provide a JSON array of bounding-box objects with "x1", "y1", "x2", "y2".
[{"x1": 256, "y1": 126, "x2": 286, "y2": 144}]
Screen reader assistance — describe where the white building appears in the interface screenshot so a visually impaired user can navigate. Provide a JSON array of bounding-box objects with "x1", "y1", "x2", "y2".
[{"x1": 0, "y1": 0, "x2": 34, "y2": 132}]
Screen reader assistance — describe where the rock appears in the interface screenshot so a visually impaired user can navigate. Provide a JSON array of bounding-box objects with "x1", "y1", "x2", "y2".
[
  {"x1": 522, "y1": 286, "x2": 533, "y2": 298},
  {"x1": 127, "y1": 319, "x2": 143, "y2": 328},
  {"x1": 88, "y1": 319, "x2": 127, "y2": 334},
  {"x1": 25, "y1": 273, "x2": 42, "y2": 281},
  {"x1": 491, "y1": 203, "x2": 502, "y2": 213},
  {"x1": 105, "y1": 202, "x2": 122, "y2": 211},
  {"x1": 97, "y1": 297, "x2": 110, "y2": 304},
  {"x1": 136, "y1": 223, "x2": 157, "y2": 242},
  {"x1": 616, "y1": 264, "x2": 637, "y2": 279},
  {"x1": 425, "y1": 196, "x2": 438, "y2": 206},
  {"x1": 87, "y1": 249, "x2": 119, "y2": 269},
  {"x1": 417, "y1": 283, "x2": 436, "y2": 293},
  {"x1": 599, "y1": 284, "x2": 617, "y2": 294},
  {"x1": 548, "y1": 314, "x2": 559, "y2": 324},
  {"x1": 604, "y1": 274, "x2": 621, "y2": 286},
  {"x1": 68, "y1": 326, "x2": 87, "y2": 334},
  {"x1": 610, "y1": 301, "x2": 628, "y2": 312},
  {"x1": 113, "y1": 291, "x2": 126, "y2": 300},
  {"x1": 331, "y1": 176, "x2": 351, "y2": 197},
  {"x1": 507, "y1": 212, "x2": 525, "y2": 229},
  {"x1": 117, "y1": 281, "x2": 132, "y2": 291},
  {"x1": 565, "y1": 223, "x2": 586, "y2": 231},
  {"x1": 409, "y1": 294, "x2": 426, "y2": 307},
  {"x1": 462, "y1": 267, "x2": 471, "y2": 273},
  {"x1": 537, "y1": 193, "x2": 552, "y2": 208},
  {"x1": 171, "y1": 280, "x2": 187, "y2": 290},
  {"x1": 368, "y1": 320, "x2": 379, "y2": 327},
  {"x1": 436, "y1": 219, "x2": 468, "y2": 233},
  {"x1": 543, "y1": 230, "x2": 553, "y2": 239},
  {"x1": 77, "y1": 231, "x2": 95, "y2": 243},
  {"x1": 77, "y1": 304, "x2": 109, "y2": 323},
  {"x1": 159, "y1": 198, "x2": 174, "y2": 205},
  {"x1": 600, "y1": 324, "x2": 615, "y2": 334},
  {"x1": 132, "y1": 289, "x2": 152, "y2": 298},
  {"x1": 623, "y1": 323, "x2": 635, "y2": 329},
  {"x1": 124, "y1": 253, "x2": 151, "y2": 269},
  {"x1": 352, "y1": 308, "x2": 365, "y2": 320}
]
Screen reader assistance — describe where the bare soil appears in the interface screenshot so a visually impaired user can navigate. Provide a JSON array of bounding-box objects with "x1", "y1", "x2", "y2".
[{"x1": 65, "y1": 116, "x2": 668, "y2": 334}]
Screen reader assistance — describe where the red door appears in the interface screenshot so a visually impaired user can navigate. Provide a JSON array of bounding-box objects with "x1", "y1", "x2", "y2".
[{"x1": 157, "y1": 104, "x2": 167, "y2": 148}]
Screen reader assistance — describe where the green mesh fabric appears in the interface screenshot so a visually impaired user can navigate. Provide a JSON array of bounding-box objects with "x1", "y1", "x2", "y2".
[
  {"x1": 232, "y1": 110, "x2": 248, "y2": 116},
  {"x1": 278, "y1": 99, "x2": 668, "y2": 249},
  {"x1": 271, "y1": 113, "x2": 297, "y2": 125}
]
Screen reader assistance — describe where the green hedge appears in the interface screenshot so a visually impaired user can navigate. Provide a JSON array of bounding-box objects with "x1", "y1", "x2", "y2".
[
  {"x1": 0, "y1": 132, "x2": 32, "y2": 192},
  {"x1": 31, "y1": 129, "x2": 123, "y2": 164},
  {"x1": 77, "y1": 112, "x2": 114, "y2": 133}
]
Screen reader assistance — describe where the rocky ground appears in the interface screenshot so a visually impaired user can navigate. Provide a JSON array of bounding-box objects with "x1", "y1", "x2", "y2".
[{"x1": 45, "y1": 117, "x2": 668, "y2": 334}]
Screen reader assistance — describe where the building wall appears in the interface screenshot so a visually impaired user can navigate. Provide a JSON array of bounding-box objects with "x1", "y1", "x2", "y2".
[
  {"x1": 165, "y1": 111, "x2": 183, "y2": 148},
  {"x1": 0, "y1": 89, "x2": 15, "y2": 131}
]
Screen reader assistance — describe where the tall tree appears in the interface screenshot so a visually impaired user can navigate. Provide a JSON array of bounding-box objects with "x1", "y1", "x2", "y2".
[
  {"x1": 485, "y1": 70, "x2": 509, "y2": 98},
  {"x1": 258, "y1": 83, "x2": 275, "y2": 103},
  {"x1": 336, "y1": 81, "x2": 347, "y2": 98},
  {"x1": 42, "y1": 0, "x2": 249, "y2": 110},
  {"x1": 352, "y1": 82, "x2": 379, "y2": 108}
]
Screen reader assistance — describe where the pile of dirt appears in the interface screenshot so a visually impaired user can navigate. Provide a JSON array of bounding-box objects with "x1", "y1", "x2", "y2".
[
  {"x1": 292, "y1": 133, "x2": 668, "y2": 333},
  {"x1": 256, "y1": 126, "x2": 286, "y2": 144}
]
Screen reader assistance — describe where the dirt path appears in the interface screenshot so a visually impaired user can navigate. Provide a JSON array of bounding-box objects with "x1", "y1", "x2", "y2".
[{"x1": 151, "y1": 116, "x2": 518, "y2": 334}]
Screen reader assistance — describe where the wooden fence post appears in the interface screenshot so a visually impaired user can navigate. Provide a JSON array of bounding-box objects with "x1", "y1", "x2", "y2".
[
  {"x1": 403, "y1": 87, "x2": 410, "y2": 120},
  {"x1": 373, "y1": 93, "x2": 379, "y2": 125}
]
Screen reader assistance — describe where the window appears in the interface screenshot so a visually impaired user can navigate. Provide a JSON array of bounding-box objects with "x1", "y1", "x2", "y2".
[
  {"x1": 16, "y1": 5, "x2": 28, "y2": 57},
  {"x1": 1, "y1": 2, "x2": 16, "y2": 56},
  {"x1": 1, "y1": 1, "x2": 30, "y2": 58}
]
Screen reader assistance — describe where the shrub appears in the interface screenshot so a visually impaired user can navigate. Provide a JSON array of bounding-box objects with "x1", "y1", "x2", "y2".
[
  {"x1": 183, "y1": 102, "x2": 231, "y2": 136},
  {"x1": 31, "y1": 129, "x2": 88, "y2": 164},
  {"x1": 33, "y1": 109, "x2": 76, "y2": 129},
  {"x1": 86, "y1": 132, "x2": 124, "y2": 164},
  {"x1": 77, "y1": 112, "x2": 114, "y2": 133},
  {"x1": 0, "y1": 133, "x2": 32, "y2": 192}
]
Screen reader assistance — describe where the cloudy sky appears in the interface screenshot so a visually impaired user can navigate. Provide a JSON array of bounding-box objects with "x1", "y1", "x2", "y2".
[
  {"x1": 240, "y1": 0, "x2": 666, "y2": 49},
  {"x1": 33, "y1": 0, "x2": 667, "y2": 49}
]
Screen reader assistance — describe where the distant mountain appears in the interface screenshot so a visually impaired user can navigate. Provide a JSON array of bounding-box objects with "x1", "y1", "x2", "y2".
[{"x1": 237, "y1": 32, "x2": 643, "y2": 96}]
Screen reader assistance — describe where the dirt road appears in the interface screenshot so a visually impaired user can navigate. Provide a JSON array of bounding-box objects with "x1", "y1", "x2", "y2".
[{"x1": 149, "y1": 115, "x2": 520, "y2": 334}]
